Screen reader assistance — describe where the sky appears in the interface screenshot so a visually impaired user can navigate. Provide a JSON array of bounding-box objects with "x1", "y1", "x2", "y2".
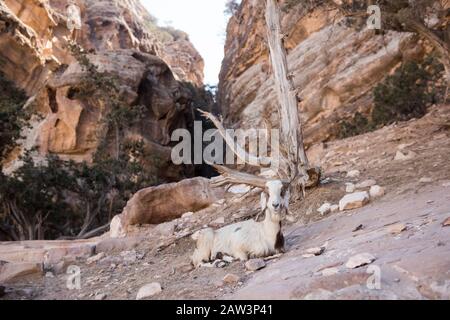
[{"x1": 141, "y1": 0, "x2": 232, "y2": 85}]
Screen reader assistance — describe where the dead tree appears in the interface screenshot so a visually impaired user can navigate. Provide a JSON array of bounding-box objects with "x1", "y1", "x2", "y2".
[{"x1": 199, "y1": 0, "x2": 320, "y2": 199}]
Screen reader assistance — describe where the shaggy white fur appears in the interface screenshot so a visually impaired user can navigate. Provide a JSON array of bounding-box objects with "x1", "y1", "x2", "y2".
[{"x1": 192, "y1": 180, "x2": 290, "y2": 267}]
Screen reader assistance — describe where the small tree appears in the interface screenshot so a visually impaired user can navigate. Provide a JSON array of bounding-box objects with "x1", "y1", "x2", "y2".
[{"x1": 224, "y1": 0, "x2": 240, "y2": 16}]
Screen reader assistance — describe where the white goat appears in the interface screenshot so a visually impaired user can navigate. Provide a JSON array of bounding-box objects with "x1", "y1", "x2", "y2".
[{"x1": 192, "y1": 180, "x2": 290, "y2": 267}]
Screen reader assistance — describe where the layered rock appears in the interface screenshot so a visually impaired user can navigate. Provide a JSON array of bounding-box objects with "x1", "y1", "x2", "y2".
[
  {"x1": 0, "y1": 0, "x2": 205, "y2": 179},
  {"x1": 219, "y1": 0, "x2": 425, "y2": 146}
]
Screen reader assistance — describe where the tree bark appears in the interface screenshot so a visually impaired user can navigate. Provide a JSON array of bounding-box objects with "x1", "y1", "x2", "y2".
[{"x1": 265, "y1": 0, "x2": 312, "y2": 185}]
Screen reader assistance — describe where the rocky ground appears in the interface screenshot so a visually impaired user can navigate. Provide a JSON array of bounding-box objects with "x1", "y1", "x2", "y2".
[{"x1": 1, "y1": 104, "x2": 449, "y2": 300}]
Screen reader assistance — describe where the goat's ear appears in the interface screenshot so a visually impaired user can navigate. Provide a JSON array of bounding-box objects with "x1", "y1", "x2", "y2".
[{"x1": 260, "y1": 191, "x2": 268, "y2": 211}]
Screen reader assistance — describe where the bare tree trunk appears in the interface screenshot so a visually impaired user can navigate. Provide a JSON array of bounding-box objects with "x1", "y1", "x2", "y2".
[{"x1": 265, "y1": 0, "x2": 315, "y2": 187}]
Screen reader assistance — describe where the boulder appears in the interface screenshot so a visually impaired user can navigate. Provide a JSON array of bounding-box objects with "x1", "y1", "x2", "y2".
[
  {"x1": 110, "y1": 178, "x2": 224, "y2": 238},
  {"x1": 339, "y1": 192, "x2": 370, "y2": 211}
]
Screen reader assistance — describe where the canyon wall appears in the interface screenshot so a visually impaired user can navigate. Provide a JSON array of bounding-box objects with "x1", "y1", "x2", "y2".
[
  {"x1": 219, "y1": 0, "x2": 426, "y2": 147},
  {"x1": 0, "y1": 0, "x2": 205, "y2": 180}
]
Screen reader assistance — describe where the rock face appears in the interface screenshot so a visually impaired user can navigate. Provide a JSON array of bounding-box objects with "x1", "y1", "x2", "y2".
[
  {"x1": 0, "y1": 0, "x2": 204, "y2": 180},
  {"x1": 219, "y1": 0, "x2": 424, "y2": 147},
  {"x1": 110, "y1": 177, "x2": 225, "y2": 238}
]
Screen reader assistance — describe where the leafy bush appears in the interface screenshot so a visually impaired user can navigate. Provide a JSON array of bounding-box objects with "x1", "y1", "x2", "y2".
[
  {"x1": 0, "y1": 145, "x2": 156, "y2": 241},
  {"x1": 0, "y1": 73, "x2": 29, "y2": 160},
  {"x1": 338, "y1": 56, "x2": 445, "y2": 139}
]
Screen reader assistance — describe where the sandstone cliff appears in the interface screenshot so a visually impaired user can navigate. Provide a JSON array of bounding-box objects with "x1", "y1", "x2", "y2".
[
  {"x1": 0, "y1": 0, "x2": 205, "y2": 180},
  {"x1": 219, "y1": 0, "x2": 427, "y2": 147}
]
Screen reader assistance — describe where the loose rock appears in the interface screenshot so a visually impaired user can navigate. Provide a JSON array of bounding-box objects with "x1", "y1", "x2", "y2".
[
  {"x1": 388, "y1": 224, "x2": 407, "y2": 234},
  {"x1": 95, "y1": 293, "x2": 107, "y2": 300},
  {"x1": 245, "y1": 259, "x2": 266, "y2": 271},
  {"x1": 317, "y1": 203, "x2": 331, "y2": 216},
  {"x1": 442, "y1": 217, "x2": 450, "y2": 227},
  {"x1": 345, "y1": 253, "x2": 376, "y2": 269},
  {"x1": 394, "y1": 150, "x2": 416, "y2": 161},
  {"x1": 346, "y1": 170, "x2": 360, "y2": 178},
  {"x1": 346, "y1": 183, "x2": 356, "y2": 193},
  {"x1": 369, "y1": 185, "x2": 385, "y2": 199},
  {"x1": 223, "y1": 273, "x2": 241, "y2": 285},
  {"x1": 305, "y1": 247, "x2": 325, "y2": 256},
  {"x1": 355, "y1": 179, "x2": 377, "y2": 189},
  {"x1": 136, "y1": 283, "x2": 162, "y2": 300},
  {"x1": 339, "y1": 192, "x2": 370, "y2": 211},
  {"x1": 419, "y1": 177, "x2": 433, "y2": 183},
  {"x1": 87, "y1": 252, "x2": 106, "y2": 265},
  {"x1": 330, "y1": 205, "x2": 339, "y2": 213},
  {"x1": 321, "y1": 267, "x2": 339, "y2": 277}
]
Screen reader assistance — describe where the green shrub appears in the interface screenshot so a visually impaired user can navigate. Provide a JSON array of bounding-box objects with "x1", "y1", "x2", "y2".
[
  {"x1": 0, "y1": 73, "x2": 29, "y2": 160},
  {"x1": 338, "y1": 56, "x2": 445, "y2": 139}
]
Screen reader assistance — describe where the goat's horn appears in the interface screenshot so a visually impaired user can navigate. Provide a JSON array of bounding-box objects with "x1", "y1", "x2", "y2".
[{"x1": 211, "y1": 164, "x2": 269, "y2": 189}]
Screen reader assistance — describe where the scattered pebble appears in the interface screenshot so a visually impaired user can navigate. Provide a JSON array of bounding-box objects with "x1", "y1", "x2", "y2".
[
  {"x1": 420, "y1": 177, "x2": 433, "y2": 184},
  {"x1": 305, "y1": 247, "x2": 325, "y2": 256},
  {"x1": 346, "y1": 170, "x2": 360, "y2": 178},
  {"x1": 136, "y1": 283, "x2": 162, "y2": 300},
  {"x1": 223, "y1": 273, "x2": 240, "y2": 285},
  {"x1": 339, "y1": 192, "x2": 370, "y2": 211},
  {"x1": 245, "y1": 259, "x2": 266, "y2": 271},
  {"x1": 442, "y1": 217, "x2": 450, "y2": 227},
  {"x1": 369, "y1": 185, "x2": 385, "y2": 199},
  {"x1": 317, "y1": 203, "x2": 332, "y2": 216},
  {"x1": 388, "y1": 224, "x2": 407, "y2": 234},
  {"x1": 394, "y1": 150, "x2": 416, "y2": 161},
  {"x1": 95, "y1": 293, "x2": 107, "y2": 300},
  {"x1": 321, "y1": 267, "x2": 339, "y2": 277},
  {"x1": 346, "y1": 183, "x2": 356, "y2": 193},
  {"x1": 345, "y1": 253, "x2": 376, "y2": 269},
  {"x1": 355, "y1": 179, "x2": 377, "y2": 189},
  {"x1": 86, "y1": 252, "x2": 106, "y2": 265}
]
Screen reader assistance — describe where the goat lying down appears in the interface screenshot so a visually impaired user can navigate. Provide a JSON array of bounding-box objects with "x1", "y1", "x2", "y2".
[{"x1": 192, "y1": 180, "x2": 290, "y2": 267}]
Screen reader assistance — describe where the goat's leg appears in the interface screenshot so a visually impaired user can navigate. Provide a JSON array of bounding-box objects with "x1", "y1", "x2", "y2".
[{"x1": 234, "y1": 250, "x2": 249, "y2": 262}]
